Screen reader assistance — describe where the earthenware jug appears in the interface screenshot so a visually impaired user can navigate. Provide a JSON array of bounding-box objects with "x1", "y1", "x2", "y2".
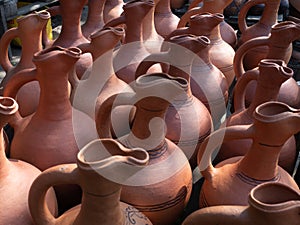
[
  {"x1": 104, "y1": 0, "x2": 161, "y2": 84},
  {"x1": 180, "y1": 0, "x2": 237, "y2": 48},
  {"x1": 29, "y1": 138, "x2": 153, "y2": 225},
  {"x1": 154, "y1": 0, "x2": 180, "y2": 38},
  {"x1": 237, "y1": 0, "x2": 281, "y2": 70},
  {"x1": 197, "y1": 101, "x2": 300, "y2": 207},
  {"x1": 183, "y1": 182, "x2": 300, "y2": 225},
  {"x1": 103, "y1": 0, "x2": 123, "y2": 23},
  {"x1": 174, "y1": 12, "x2": 235, "y2": 87},
  {"x1": 74, "y1": 27, "x2": 133, "y2": 138},
  {"x1": 0, "y1": 96, "x2": 57, "y2": 225},
  {"x1": 135, "y1": 34, "x2": 213, "y2": 169},
  {"x1": 234, "y1": 21, "x2": 300, "y2": 108},
  {"x1": 0, "y1": 11, "x2": 50, "y2": 117},
  {"x1": 216, "y1": 59, "x2": 297, "y2": 174},
  {"x1": 44, "y1": 0, "x2": 92, "y2": 78},
  {"x1": 81, "y1": 0, "x2": 106, "y2": 39},
  {"x1": 3, "y1": 46, "x2": 96, "y2": 214},
  {"x1": 96, "y1": 73, "x2": 193, "y2": 225}
]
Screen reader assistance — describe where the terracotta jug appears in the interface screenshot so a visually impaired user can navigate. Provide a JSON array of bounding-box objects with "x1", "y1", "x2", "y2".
[
  {"x1": 216, "y1": 59, "x2": 298, "y2": 174},
  {"x1": 0, "y1": 96, "x2": 57, "y2": 225},
  {"x1": 103, "y1": 0, "x2": 123, "y2": 23},
  {"x1": 237, "y1": 0, "x2": 281, "y2": 70},
  {"x1": 104, "y1": 0, "x2": 161, "y2": 84},
  {"x1": 96, "y1": 73, "x2": 193, "y2": 225},
  {"x1": 180, "y1": 0, "x2": 238, "y2": 48},
  {"x1": 183, "y1": 182, "x2": 300, "y2": 225},
  {"x1": 154, "y1": 0, "x2": 180, "y2": 38},
  {"x1": 0, "y1": 11, "x2": 50, "y2": 117},
  {"x1": 29, "y1": 138, "x2": 153, "y2": 225},
  {"x1": 197, "y1": 100, "x2": 300, "y2": 207},
  {"x1": 81, "y1": 0, "x2": 106, "y2": 39},
  {"x1": 234, "y1": 21, "x2": 300, "y2": 108},
  {"x1": 74, "y1": 27, "x2": 133, "y2": 138},
  {"x1": 44, "y1": 0, "x2": 92, "y2": 78},
  {"x1": 3, "y1": 46, "x2": 97, "y2": 214},
  {"x1": 135, "y1": 34, "x2": 213, "y2": 169},
  {"x1": 174, "y1": 12, "x2": 236, "y2": 87}
]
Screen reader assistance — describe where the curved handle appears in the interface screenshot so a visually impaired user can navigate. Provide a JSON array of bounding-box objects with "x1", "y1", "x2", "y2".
[
  {"x1": 0, "y1": 28, "x2": 18, "y2": 72},
  {"x1": 3, "y1": 68, "x2": 37, "y2": 100},
  {"x1": 233, "y1": 70, "x2": 258, "y2": 112},
  {"x1": 188, "y1": 0, "x2": 203, "y2": 10},
  {"x1": 135, "y1": 52, "x2": 169, "y2": 79},
  {"x1": 103, "y1": 15, "x2": 126, "y2": 29},
  {"x1": 96, "y1": 92, "x2": 136, "y2": 138},
  {"x1": 238, "y1": 0, "x2": 266, "y2": 33},
  {"x1": 29, "y1": 164, "x2": 79, "y2": 225},
  {"x1": 234, "y1": 37, "x2": 268, "y2": 79},
  {"x1": 197, "y1": 124, "x2": 254, "y2": 180},
  {"x1": 177, "y1": 7, "x2": 201, "y2": 28}
]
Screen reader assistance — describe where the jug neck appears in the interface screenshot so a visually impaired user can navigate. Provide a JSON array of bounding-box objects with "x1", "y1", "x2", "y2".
[
  {"x1": 84, "y1": 0, "x2": 105, "y2": 28},
  {"x1": 0, "y1": 129, "x2": 8, "y2": 170},
  {"x1": 154, "y1": 0, "x2": 172, "y2": 15},
  {"x1": 260, "y1": 0, "x2": 280, "y2": 27},
  {"x1": 143, "y1": 7, "x2": 159, "y2": 41}
]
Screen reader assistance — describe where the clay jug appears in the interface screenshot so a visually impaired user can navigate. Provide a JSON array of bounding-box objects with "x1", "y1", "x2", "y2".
[
  {"x1": 73, "y1": 27, "x2": 133, "y2": 138},
  {"x1": 237, "y1": 0, "x2": 281, "y2": 70},
  {"x1": 174, "y1": 12, "x2": 236, "y2": 87},
  {"x1": 0, "y1": 11, "x2": 50, "y2": 117},
  {"x1": 104, "y1": 0, "x2": 161, "y2": 84},
  {"x1": 0, "y1": 96, "x2": 57, "y2": 225},
  {"x1": 96, "y1": 73, "x2": 193, "y2": 225},
  {"x1": 103, "y1": 0, "x2": 123, "y2": 23},
  {"x1": 135, "y1": 34, "x2": 213, "y2": 169},
  {"x1": 3, "y1": 46, "x2": 97, "y2": 214},
  {"x1": 180, "y1": 0, "x2": 238, "y2": 48},
  {"x1": 154, "y1": 0, "x2": 180, "y2": 38},
  {"x1": 29, "y1": 138, "x2": 153, "y2": 225},
  {"x1": 234, "y1": 21, "x2": 300, "y2": 108},
  {"x1": 183, "y1": 182, "x2": 300, "y2": 225},
  {"x1": 81, "y1": 0, "x2": 106, "y2": 39},
  {"x1": 197, "y1": 100, "x2": 300, "y2": 207},
  {"x1": 44, "y1": 0, "x2": 92, "y2": 78},
  {"x1": 216, "y1": 59, "x2": 297, "y2": 174}
]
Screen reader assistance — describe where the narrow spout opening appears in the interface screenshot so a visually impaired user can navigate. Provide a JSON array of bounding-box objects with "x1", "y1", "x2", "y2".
[
  {"x1": 91, "y1": 27, "x2": 125, "y2": 39},
  {"x1": 36, "y1": 10, "x2": 51, "y2": 20},
  {"x1": 271, "y1": 21, "x2": 297, "y2": 31},
  {"x1": 124, "y1": 0, "x2": 154, "y2": 9},
  {"x1": 0, "y1": 97, "x2": 18, "y2": 115}
]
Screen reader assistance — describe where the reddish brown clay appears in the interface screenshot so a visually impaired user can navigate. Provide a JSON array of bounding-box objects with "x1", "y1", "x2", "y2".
[
  {"x1": 44, "y1": 0, "x2": 92, "y2": 78},
  {"x1": 96, "y1": 73, "x2": 193, "y2": 225},
  {"x1": 29, "y1": 138, "x2": 153, "y2": 225},
  {"x1": 183, "y1": 182, "x2": 300, "y2": 225},
  {"x1": 0, "y1": 11, "x2": 50, "y2": 117},
  {"x1": 103, "y1": 0, "x2": 123, "y2": 23},
  {"x1": 234, "y1": 21, "x2": 300, "y2": 108},
  {"x1": 180, "y1": 0, "x2": 237, "y2": 48},
  {"x1": 197, "y1": 100, "x2": 300, "y2": 207},
  {"x1": 216, "y1": 59, "x2": 297, "y2": 174},
  {"x1": 104, "y1": 0, "x2": 161, "y2": 84},
  {"x1": 0, "y1": 96, "x2": 57, "y2": 225},
  {"x1": 4, "y1": 46, "x2": 96, "y2": 214},
  {"x1": 174, "y1": 12, "x2": 236, "y2": 87},
  {"x1": 237, "y1": 0, "x2": 281, "y2": 70},
  {"x1": 136, "y1": 34, "x2": 213, "y2": 169}
]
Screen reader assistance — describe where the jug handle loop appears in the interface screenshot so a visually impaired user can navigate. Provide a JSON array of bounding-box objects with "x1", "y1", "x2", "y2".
[
  {"x1": 234, "y1": 37, "x2": 268, "y2": 79},
  {"x1": 135, "y1": 52, "x2": 169, "y2": 79},
  {"x1": 238, "y1": 0, "x2": 266, "y2": 33},
  {"x1": 177, "y1": 7, "x2": 201, "y2": 28},
  {"x1": 0, "y1": 28, "x2": 18, "y2": 72},
  {"x1": 103, "y1": 15, "x2": 126, "y2": 29},
  {"x1": 96, "y1": 92, "x2": 136, "y2": 138},
  {"x1": 233, "y1": 70, "x2": 258, "y2": 112},
  {"x1": 28, "y1": 164, "x2": 79, "y2": 225},
  {"x1": 188, "y1": 0, "x2": 203, "y2": 10},
  {"x1": 197, "y1": 124, "x2": 254, "y2": 180}
]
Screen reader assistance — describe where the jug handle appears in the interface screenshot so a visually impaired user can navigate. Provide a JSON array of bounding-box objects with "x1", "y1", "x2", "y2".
[
  {"x1": 233, "y1": 70, "x2": 258, "y2": 112},
  {"x1": 96, "y1": 92, "x2": 136, "y2": 138},
  {"x1": 177, "y1": 7, "x2": 201, "y2": 28},
  {"x1": 135, "y1": 52, "x2": 169, "y2": 79},
  {"x1": 238, "y1": 0, "x2": 266, "y2": 34},
  {"x1": 42, "y1": 5, "x2": 61, "y2": 47},
  {"x1": 188, "y1": 0, "x2": 203, "y2": 10},
  {"x1": 103, "y1": 15, "x2": 126, "y2": 29},
  {"x1": 0, "y1": 27, "x2": 18, "y2": 72},
  {"x1": 197, "y1": 124, "x2": 254, "y2": 180},
  {"x1": 28, "y1": 164, "x2": 79, "y2": 225},
  {"x1": 234, "y1": 37, "x2": 268, "y2": 79}
]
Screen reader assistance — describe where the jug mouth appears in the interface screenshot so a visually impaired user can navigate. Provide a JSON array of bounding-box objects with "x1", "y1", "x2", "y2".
[
  {"x1": 35, "y1": 10, "x2": 51, "y2": 20},
  {"x1": 248, "y1": 182, "x2": 300, "y2": 212},
  {"x1": 0, "y1": 97, "x2": 18, "y2": 115},
  {"x1": 190, "y1": 12, "x2": 224, "y2": 23},
  {"x1": 91, "y1": 27, "x2": 125, "y2": 39},
  {"x1": 123, "y1": 0, "x2": 154, "y2": 9},
  {"x1": 33, "y1": 46, "x2": 82, "y2": 61}
]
